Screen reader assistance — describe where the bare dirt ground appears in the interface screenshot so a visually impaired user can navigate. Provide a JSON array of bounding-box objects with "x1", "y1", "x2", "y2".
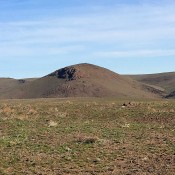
[{"x1": 0, "y1": 98, "x2": 175, "y2": 175}]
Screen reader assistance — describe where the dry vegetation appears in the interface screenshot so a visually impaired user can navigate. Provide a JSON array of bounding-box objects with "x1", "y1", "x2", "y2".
[{"x1": 0, "y1": 98, "x2": 175, "y2": 175}]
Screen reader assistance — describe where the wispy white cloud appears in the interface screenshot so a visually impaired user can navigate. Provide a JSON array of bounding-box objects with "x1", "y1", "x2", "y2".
[
  {"x1": 94, "y1": 49, "x2": 175, "y2": 58},
  {"x1": 0, "y1": 1, "x2": 175, "y2": 58},
  {"x1": 1, "y1": 0, "x2": 175, "y2": 77},
  {"x1": 0, "y1": 45, "x2": 85, "y2": 57},
  {"x1": 0, "y1": 2, "x2": 175, "y2": 46}
]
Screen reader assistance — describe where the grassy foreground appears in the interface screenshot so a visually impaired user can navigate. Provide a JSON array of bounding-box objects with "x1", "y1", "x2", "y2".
[{"x1": 0, "y1": 98, "x2": 175, "y2": 175}]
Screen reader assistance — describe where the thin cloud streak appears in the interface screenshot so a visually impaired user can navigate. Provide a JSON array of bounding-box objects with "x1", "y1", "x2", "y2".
[
  {"x1": 1, "y1": 3, "x2": 175, "y2": 46},
  {"x1": 0, "y1": 0, "x2": 175, "y2": 78},
  {"x1": 94, "y1": 49, "x2": 175, "y2": 58},
  {"x1": 0, "y1": 45, "x2": 85, "y2": 57}
]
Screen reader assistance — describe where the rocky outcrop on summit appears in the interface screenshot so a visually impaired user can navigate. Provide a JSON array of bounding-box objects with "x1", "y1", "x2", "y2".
[
  {"x1": 47, "y1": 65, "x2": 89, "y2": 80},
  {"x1": 0, "y1": 63, "x2": 163, "y2": 99}
]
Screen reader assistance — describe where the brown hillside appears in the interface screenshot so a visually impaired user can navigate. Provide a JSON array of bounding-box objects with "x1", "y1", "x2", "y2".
[
  {"x1": 128, "y1": 72, "x2": 175, "y2": 98},
  {"x1": 0, "y1": 78, "x2": 36, "y2": 94},
  {"x1": 0, "y1": 63, "x2": 163, "y2": 99},
  {"x1": 0, "y1": 78, "x2": 19, "y2": 94},
  {"x1": 166, "y1": 91, "x2": 175, "y2": 98}
]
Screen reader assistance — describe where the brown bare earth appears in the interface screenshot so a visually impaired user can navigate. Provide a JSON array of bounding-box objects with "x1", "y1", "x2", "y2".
[
  {"x1": 0, "y1": 78, "x2": 36, "y2": 96},
  {"x1": 0, "y1": 63, "x2": 164, "y2": 99}
]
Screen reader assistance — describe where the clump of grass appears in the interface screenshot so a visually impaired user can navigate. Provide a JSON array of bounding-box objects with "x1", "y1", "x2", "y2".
[{"x1": 76, "y1": 135, "x2": 99, "y2": 144}]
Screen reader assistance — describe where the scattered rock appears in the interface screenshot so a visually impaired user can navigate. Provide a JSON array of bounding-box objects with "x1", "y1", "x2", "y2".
[
  {"x1": 122, "y1": 103, "x2": 127, "y2": 107},
  {"x1": 48, "y1": 121, "x2": 58, "y2": 127},
  {"x1": 122, "y1": 124, "x2": 130, "y2": 128},
  {"x1": 93, "y1": 158, "x2": 101, "y2": 163},
  {"x1": 65, "y1": 147, "x2": 72, "y2": 152},
  {"x1": 18, "y1": 79, "x2": 25, "y2": 84},
  {"x1": 142, "y1": 157, "x2": 149, "y2": 161}
]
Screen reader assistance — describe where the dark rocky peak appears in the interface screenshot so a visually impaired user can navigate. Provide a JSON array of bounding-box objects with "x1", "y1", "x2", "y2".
[
  {"x1": 18, "y1": 79, "x2": 26, "y2": 84},
  {"x1": 47, "y1": 65, "x2": 88, "y2": 81}
]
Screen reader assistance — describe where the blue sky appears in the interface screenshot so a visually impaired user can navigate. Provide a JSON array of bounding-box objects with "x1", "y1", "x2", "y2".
[{"x1": 0, "y1": 0, "x2": 175, "y2": 78}]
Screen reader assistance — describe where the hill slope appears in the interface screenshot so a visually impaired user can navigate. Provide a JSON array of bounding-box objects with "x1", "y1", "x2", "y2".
[
  {"x1": 0, "y1": 78, "x2": 19, "y2": 94},
  {"x1": 0, "y1": 78, "x2": 36, "y2": 95},
  {"x1": 0, "y1": 63, "x2": 163, "y2": 99},
  {"x1": 129, "y1": 72, "x2": 175, "y2": 98},
  {"x1": 166, "y1": 91, "x2": 175, "y2": 98}
]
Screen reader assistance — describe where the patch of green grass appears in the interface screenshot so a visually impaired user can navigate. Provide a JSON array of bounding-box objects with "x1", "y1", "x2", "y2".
[
  {"x1": 1, "y1": 98, "x2": 175, "y2": 174},
  {"x1": 102, "y1": 128, "x2": 124, "y2": 142}
]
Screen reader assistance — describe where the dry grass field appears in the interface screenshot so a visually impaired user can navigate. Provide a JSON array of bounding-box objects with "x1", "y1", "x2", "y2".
[{"x1": 0, "y1": 98, "x2": 175, "y2": 175}]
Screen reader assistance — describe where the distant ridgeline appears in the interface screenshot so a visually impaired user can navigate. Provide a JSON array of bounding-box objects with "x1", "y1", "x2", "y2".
[{"x1": 0, "y1": 63, "x2": 172, "y2": 99}]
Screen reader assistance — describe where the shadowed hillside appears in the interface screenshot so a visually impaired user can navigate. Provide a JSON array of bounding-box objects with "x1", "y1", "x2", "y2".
[
  {"x1": 0, "y1": 63, "x2": 164, "y2": 99},
  {"x1": 129, "y1": 72, "x2": 175, "y2": 98},
  {"x1": 0, "y1": 78, "x2": 19, "y2": 94},
  {"x1": 0, "y1": 78, "x2": 36, "y2": 95},
  {"x1": 166, "y1": 91, "x2": 175, "y2": 99}
]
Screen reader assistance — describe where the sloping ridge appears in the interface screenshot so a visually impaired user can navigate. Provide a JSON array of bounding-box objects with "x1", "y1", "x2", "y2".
[
  {"x1": 0, "y1": 63, "x2": 163, "y2": 99},
  {"x1": 128, "y1": 72, "x2": 175, "y2": 98},
  {"x1": 166, "y1": 91, "x2": 175, "y2": 98}
]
